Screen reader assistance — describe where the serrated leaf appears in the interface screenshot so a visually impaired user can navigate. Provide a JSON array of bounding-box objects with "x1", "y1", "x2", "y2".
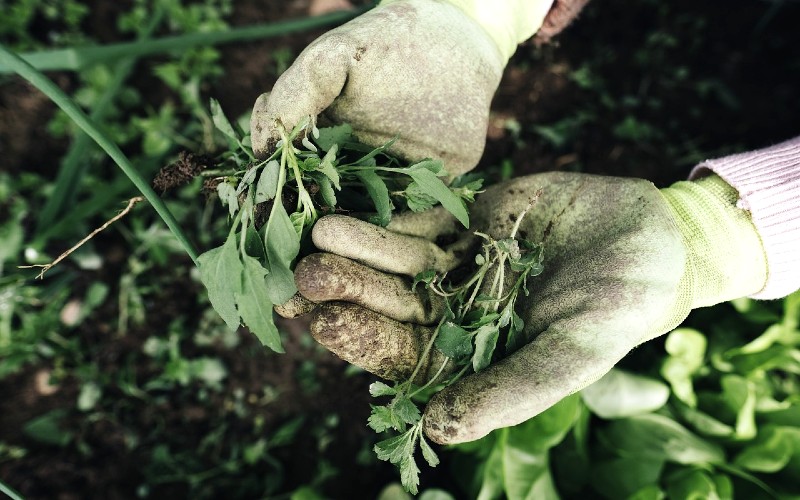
[
  {"x1": 236, "y1": 255, "x2": 283, "y2": 352},
  {"x1": 255, "y1": 160, "x2": 280, "y2": 203},
  {"x1": 369, "y1": 381, "x2": 398, "y2": 397},
  {"x1": 400, "y1": 455, "x2": 422, "y2": 495},
  {"x1": 375, "y1": 431, "x2": 413, "y2": 464},
  {"x1": 217, "y1": 182, "x2": 239, "y2": 218},
  {"x1": 406, "y1": 168, "x2": 469, "y2": 228},
  {"x1": 197, "y1": 233, "x2": 243, "y2": 330},
  {"x1": 210, "y1": 98, "x2": 239, "y2": 143},
  {"x1": 412, "y1": 270, "x2": 436, "y2": 291},
  {"x1": 264, "y1": 201, "x2": 299, "y2": 304},
  {"x1": 473, "y1": 324, "x2": 499, "y2": 372},
  {"x1": 392, "y1": 396, "x2": 422, "y2": 425},
  {"x1": 419, "y1": 434, "x2": 440, "y2": 467},
  {"x1": 355, "y1": 170, "x2": 392, "y2": 227},
  {"x1": 368, "y1": 405, "x2": 405, "y2": 433},
  {"x1": 435, "y1": 322, "x2": 473, "y2": 360}
]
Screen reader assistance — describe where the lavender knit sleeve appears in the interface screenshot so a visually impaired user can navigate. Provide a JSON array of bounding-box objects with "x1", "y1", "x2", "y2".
[{"x1": 689, "y1": 136, "x2": 800, "y2": 300}]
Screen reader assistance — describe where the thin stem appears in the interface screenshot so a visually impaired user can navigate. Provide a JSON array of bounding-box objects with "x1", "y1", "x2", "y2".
[
  {"x1": 409, "y1": 359, "x2": 450, "y2": 398},
  {"x1": 0, "y1": 44, "x2": 199, "y2": 264},
  {"x1": 405, "y1": 317, "x2": 447, "y2": 388}
]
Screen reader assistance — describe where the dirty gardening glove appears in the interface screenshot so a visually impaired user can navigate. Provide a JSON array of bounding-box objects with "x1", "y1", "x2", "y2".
[
  {"x1": 250, "y1": 0, "x2": 553, "y2": 176},
  {"x1": 286, "y1": 171, "x2": 768, "y2": 444}
]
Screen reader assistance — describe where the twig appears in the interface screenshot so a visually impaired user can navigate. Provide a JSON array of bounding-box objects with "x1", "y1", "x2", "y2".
[{"x1": 20, "y1": 196, "x2": 145, "y2": 279}]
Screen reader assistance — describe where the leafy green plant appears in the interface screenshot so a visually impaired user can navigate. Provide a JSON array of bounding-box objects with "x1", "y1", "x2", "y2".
[
  {"x1": 449, "y1": 290, "x2": 800, "y2": 499},
  {"x1": 368, "y1": 200, "x2": 545, "y2": 493},
  {"x1": 198, "y1": 101, "x2": 481, "y2": 353}
]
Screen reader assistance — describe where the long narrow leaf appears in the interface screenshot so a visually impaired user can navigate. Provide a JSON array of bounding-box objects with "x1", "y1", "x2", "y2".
[
  {"x1": 0, "y1": 44, "x2": 199, "y2": 264},
  {"x1": 0, "y1": 9, "x2": 368, "y2": 74}
]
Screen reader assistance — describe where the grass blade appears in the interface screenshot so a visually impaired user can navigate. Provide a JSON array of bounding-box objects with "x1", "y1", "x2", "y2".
[{"x1": 0, "y1": 44, "x2": 199, "y2": 264}]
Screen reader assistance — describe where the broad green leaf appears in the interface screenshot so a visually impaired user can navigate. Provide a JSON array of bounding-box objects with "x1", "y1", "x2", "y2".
[
  {"x1": 309, "y1": 171, "x2": 337, "y2": 208},
  {"x1": 472, "y1": 324, "x2": 499, "y2": 372},
  {"x1": 407, "y1": 167, "x2": 469, "y2": 228},
  {"x1": 627, "y1": 485, "x2": 665, "y2": 500},
  {"x1": 355, "y1": 170, "x2": 392, "y2": 227},
  {"x1": 673, "y1": 402, "x2": 734, "y2": 437},
  {"x1": 198, "y1": 233, "x2": 243, "y2": 330},
  {"x1": 502, "y1": 444, "x2": 557, "y2": 500},
  {"x1": 264, "y1": 201, "x2": 299, "y2": 304},
  {"x1": 665, "y1": 469, "x2": 719, "y2": 500},
  {"x1": 23, "y1": 409, "x2": 73, "y2": 447},
  {"x1": 418, "y1": 489, "x2": 453, "y2": 500},
  {"x1": 209, "y1": 97, "x2": 239, "y2": 143},
  {"x1": 511, "y1": 394, "x2": 582, "y2": 452},
  {"x1": 255, "y1": 160, "x2": 280, "y2": 203},
  {"x1": 581, "y1": 368, "x2": 669, "y2": 418},
  {"x1": 236, "y1": 255, "x2": 283, "y2": 352},
  {"x1": 375, "y1": 432, "x2": 413, "y2": 464},
  {"x1": 590, "y1": 458, "x2": 664, "y2": 500},
  {"x1": 435, "y1": 322, "x2": 473, "y2": 361},
  {"x1": 237, "y1": 165, "x2": 259, "y2": 194},
  {"x1": 599, "y1": 413, "x2": 725, "y2": 465},
  {"x1": 476, "y1": 430, "x2": 506, "y2": 500},
  {"x1": 405, "y1": 181, "x2": 437, "y2": 213},
  {"x1": 315, "y1": 123, "x2": 352, "y2": 152},
  {"x1": 734, "y1": 426, "x2": 799, "y2": 472}
]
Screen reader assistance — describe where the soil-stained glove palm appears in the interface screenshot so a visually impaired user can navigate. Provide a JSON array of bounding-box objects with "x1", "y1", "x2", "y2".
[
  {"x1": 287, "y1": 172, "x2": 767, "y2": 444},
  {"x1": 250, "y1": 0, "x2": 508, "y2": 176}
]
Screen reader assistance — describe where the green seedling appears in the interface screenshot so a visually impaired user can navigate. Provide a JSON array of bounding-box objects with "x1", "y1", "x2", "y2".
[
  {"x1": 369, "y1": 199, "x2": 545, "y2": 494},
  {"x1": 200, "y1": 99, "x2": 482, "y2": 353}
]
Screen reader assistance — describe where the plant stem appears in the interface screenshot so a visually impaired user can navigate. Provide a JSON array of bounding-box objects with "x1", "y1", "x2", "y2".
[{"x1": 0, "y1": 44, "x2": 199, "y2": 264}]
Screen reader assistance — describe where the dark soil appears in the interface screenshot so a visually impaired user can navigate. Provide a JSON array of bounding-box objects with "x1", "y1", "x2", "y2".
[{"x1": 1, "y1": 0, "x2": 798, "y2": 498}]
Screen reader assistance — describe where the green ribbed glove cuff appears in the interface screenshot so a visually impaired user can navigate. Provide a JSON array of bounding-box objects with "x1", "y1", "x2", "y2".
[
  {"x1": 660, "y1": 175, "x2": 768, "y2": 309},
  {"x1": 437, "y1": 0, "x2": 553, "y2": 62}
]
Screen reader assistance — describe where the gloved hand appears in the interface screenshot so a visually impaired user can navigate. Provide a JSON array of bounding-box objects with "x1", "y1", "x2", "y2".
[
  {"x1": 250, "y1": 0, "x2": 553, "y2": 176},
  {"x1": 281, "y1": 171, "x2": 768, "y2": 444}
]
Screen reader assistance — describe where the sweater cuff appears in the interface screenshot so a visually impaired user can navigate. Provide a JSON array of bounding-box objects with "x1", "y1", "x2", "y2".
[{"x1": 689, "y1": 136, "x2": 800, "y2": 300}]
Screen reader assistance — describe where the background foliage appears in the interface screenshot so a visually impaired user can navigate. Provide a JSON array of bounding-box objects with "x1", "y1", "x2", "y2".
[{"x1": 1, "y1": 0, "x2": 798, "y2": 498}]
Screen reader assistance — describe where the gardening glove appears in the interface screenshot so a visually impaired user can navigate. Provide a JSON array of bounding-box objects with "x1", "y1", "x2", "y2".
[
  {"x1": 250, "y1": 0, "x2": 554, "y2": 176},
  {"x1": 285, "y1": 171, "x2": 768, "y2": 444}
]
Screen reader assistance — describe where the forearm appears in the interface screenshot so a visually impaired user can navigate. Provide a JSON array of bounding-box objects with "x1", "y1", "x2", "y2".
[{"x1": 690, "y1": 136, "x2": 800, "y2": 299}]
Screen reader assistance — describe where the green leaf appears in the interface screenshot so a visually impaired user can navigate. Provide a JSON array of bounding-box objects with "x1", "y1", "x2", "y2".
[
  {"x1": 412, "y1": 270, "x2": 436, "y2": 291},
  {"x1": 309, "y1": 172, "x2": 337, "y2": 208},
  {"x1": 721, "y1": 374, "x2": 757, "y2": 439},
  {"x1": 315, "y1": 123, "x2": 352, "y2": 152},
  {"x1": 406, "y1": 167, "x2": 469, "y2": 228},
  {"x1": 419, "y1": 434, "x2": 440, "y2": 467},
  {"x1": 198, "y1": 233, "x2": 243, "y2": 330},
  {"x1": 255, "y1": 160, "x2": 280, "y2": 204},
  {"x1": 393, "y1": 395, "x2": 422, "y2": 425},
  {"x1": 734, "y1": 425, "x2": 799, "y2": 472},
  {"x1": 405, "y1": 181, "x2": 438, "y2": 212},
  {"x1": 23, "y1": 409, "x2": 73, "y2": 447},
  {"x1": 318, "y1": 144, "x2": 341, "y2": 189},
  {"x1": 210, "y1": 97, "x2": 240, "y2": 143},
  {"x1": 236, "y1": 255, "x2": 283, "y2": 352},
  {"x1": 661, "y1": 328, "x2": 707, "y2": 407},
  {"x1": 217, "y1": 182, "x2": 239, "y2": 218},
  {"x1": 473, "y1": 324, "x2": 499, "y2": 372},
  {"x1": 435, "y1": 322, "x2": 473, "y2": 361},
  {"x1": 599, "y1": 413, "x2": 725, "y2": 465},
  {"x1": 370, "y1": 381, "x2": 398, "y2": 397},
  {"x1": 355, "y1": 170, "x2": 392, "y2": 227},
  {"x1": 237, "y1": 165, "x2": 259, "y2": 194},
  {"x1": 375, "y1": 432, "x2": 412, "y2": 464},
  {"x1": 590, "y1": 458, "x2": 664, "y2": 500},
  {"x1": 368, "y1": 405, "x2": 406, "y2": 433},
  {"x1": 400, "y1": 455, "x2": 422, "y2": 495},
  {"x1": 581, "y1": 368, "x2": 669, "y2": 418},
  {"x1": 665, "y1": 469, "x2": 719, "y2": 500},
  {"x1": 264, "y1": 201, "x2": 299, "y2": 304}
]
